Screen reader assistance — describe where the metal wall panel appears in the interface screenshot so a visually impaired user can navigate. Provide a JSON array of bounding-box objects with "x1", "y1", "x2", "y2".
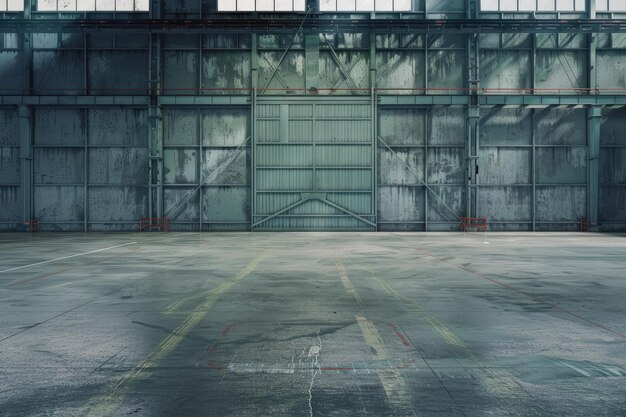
[
  {"x1": 597, "y1": 52, "x2": 626, "y2": 91},
  {"x1": 32, "y1": 109, "x2": 85, "y2": 230},
  {"x1": 478, "y1": 108, "x2": 587, "y2": 230},
  {"x1": 319, "y1": 51, "x2": 369, "y2": 90},
  {"x1": 535, "y1": 51, "x2": 587, "y2": 93},
  {"x1": 480, "y1": 50, "x2": 532, "y2": 93},
  {"x1": 33, "y1": 51, "x2": 84, "y2": 94},
  {"x1": 0, "y1": 51, "x2": 21, "y2": 93},
  {"x1": 377, "y1": 107, "x2": 464, "y2": 231},
  {"x1": 162, "y1": 107, "x2": 250, "y2": 230},
  {"x1": 600, "y1": 108, "x2": 626, "y2": 229},
  {"x1": 88, "y1": 51, "x2": 148, "y2": 94},
  {"x1": 0, "y1": 109, "x2": 20, "y2": 229},
  {"x1": 202, "y1": 51, "x2": 251, "y2": 93},
  {"x1": 258, "y1": 52, "x2": 305, "y2": 91},
  {"x1": 253, "y1": 98, "x2": 375, "y2": 230},
  {"x1": 376, "y1": 51, "x2": 425, "y2": 92},
  {"x1": 29, "y1": 108, "x2": 148, "y2": 230},
  {"x1": 163, "y1": 51, "x2": 199, "y2": 93}
]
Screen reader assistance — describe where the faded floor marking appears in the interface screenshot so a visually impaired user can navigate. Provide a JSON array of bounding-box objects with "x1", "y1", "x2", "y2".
[
  {"x1": 84, "y1": 252, "x2": 271, "y2": 417},
  {"x1": 356, "y1": 315, "x2": 417, "y2": 417},
  {"x1": 0, "y1": 242, "x2": 138, "y2": 274},
  {"x1": 336, "y1": 259, "x2": 361, "y2": 305},
  {"x1": 336, "y1": 259, "x2": 416, "y2": 416},
  {"x1": 370, "y1": 268, "x2": 521, "y2": 397},
  {"x1": 4, "y1": 249, "x2": 145, "y2": 288}
]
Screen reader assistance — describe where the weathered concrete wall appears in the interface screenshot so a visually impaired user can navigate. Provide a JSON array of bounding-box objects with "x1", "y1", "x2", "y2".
[
  {"x1": 600, "y1": 108, "x2": 626, "y2": 229},
  {"x1": 478, "y1": 108, "x2": 587, "y2": 230},
  {"x1": 2, "y1": 30, "x2": 626, "y2": 231},
  {"x1": 162, "y1": 107, "x2": 250, "y2": 230},
  {"x1": 29, "y1": 108, "x2": 148, "y2": 231},
  {"x1": 377, "y1": 107, "x2": 465, "y2": 231},
  {"x1": 0, "y1": 108, "x2": 20, "y2": 229},
  {"x1": 0, "y1": 33, "x2": 21, "y2": 96}
]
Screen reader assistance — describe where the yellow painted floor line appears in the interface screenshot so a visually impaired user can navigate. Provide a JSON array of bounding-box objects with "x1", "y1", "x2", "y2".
[
  {"x1": 370, "y1": 268, "x2": 520, "y2": 396},
  {"x1": 335, "y1": 259, "x2": 415, "y2": 416},
  {"x1": 356, "y1": 315, "x2": 417, "y2": 417},
  {"x1": 84, "y1": 252, "x2": 271, "y2": 417},
  {"x1": 336, "y1": 259, "x2": 361, "y2": 305}
]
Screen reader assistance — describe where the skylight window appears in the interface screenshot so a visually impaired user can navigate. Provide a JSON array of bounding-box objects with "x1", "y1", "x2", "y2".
[
  {"x1": 597, "y1": 0, "x2": 626, "y2": 11},
  {"x1": 217, "y1": 0, "x2": 305, "y2": 11},
  {"x1": 481, "y1": 0, "x2": 585, "y2": 11},
  {"x1": 320, "y1": 0, "x2": 411, "y2": 11},
  {"x1": 36, "y1": 0, "x2": 149, "y2": 11},
  {"x1": 0, "y1": 0, "x2": 24, "y2": 11}
]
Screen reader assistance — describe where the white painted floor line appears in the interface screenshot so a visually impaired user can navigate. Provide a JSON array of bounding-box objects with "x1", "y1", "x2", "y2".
[{"x1": 0, "y1": 242, "x2": 138, "y2": 274}]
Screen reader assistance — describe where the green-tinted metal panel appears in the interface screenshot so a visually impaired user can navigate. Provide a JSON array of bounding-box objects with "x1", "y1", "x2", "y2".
[{"x1": 253, "y1": 97, "x2": 375, "y2": 230}]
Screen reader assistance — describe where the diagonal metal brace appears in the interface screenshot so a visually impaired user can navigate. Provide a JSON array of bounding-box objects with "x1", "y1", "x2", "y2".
[
  {"x1": 166, "y1": 135, "x2": 251, "y2": 220},
  {"x1": 321, "y1": 36, "x2": 359, "y2": 92},
  {"x1": 253, "y1": 194, "x2": 376, "y2": 228},
  {"x1": 378, "y1": 135, "x2": 461, "y2": 222},
  {"x1": 260, "y1": 7, "x2": 312, "y2": 93}
]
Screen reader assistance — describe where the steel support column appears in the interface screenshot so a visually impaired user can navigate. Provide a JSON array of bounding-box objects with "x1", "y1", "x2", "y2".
[
  {"x1": 18, "y1": 105, "x2": 33, "y2": 224},
  {"x1": 251, "y1": 35, "x2": 258, "y2": 231},
  {"x1": 587, "y1": 106, "x2": 601, "y2": 230},
  {"x1": 466, "y1": 33, "x2": 480, "y2": 218},
  {"x1": 370, "y1": 33, "x2": 377, "y2": 230},
  {"x1": 148, "y1": 32, "x2": 163, "y2": 219}
]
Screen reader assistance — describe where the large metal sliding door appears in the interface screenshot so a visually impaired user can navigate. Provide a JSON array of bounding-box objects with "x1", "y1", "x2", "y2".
[{"x1": 252, "y1": 97, "x2": 376, "y2": 231}]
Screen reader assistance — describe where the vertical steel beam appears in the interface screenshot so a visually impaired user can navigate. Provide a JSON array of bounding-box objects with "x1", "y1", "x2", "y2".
[
  {"x1": 21, "y1": 10, "x2": 32, "y2": 95},
  {"x1": 19, "y1": 105, "x2": 33, "y2": 224},
  {"x1": 148, "y1": 105, "x2": 163, "y2": 219},
  {"x1": 466, "y1": 33, "x2": 480, "y2": 218},
  {"x1": 251, "y1": 35, "x2": 258, "y2": 90},
  {"x1": 199, "y1": 109, "x2": 203, "y2": 231},
  {"x1": 425, "y1": 109, "x2": 429, "y2": 231},
  {"x1": 466, "y1": 0, "x2": 478, "y2": 19},
  {"x1": 587, "y1": 0, "x2": 596, "y2": 19},
  {"x1": 150, "y1": 0, "x2": 161, "y2": 18},
  {"x1": 84, "y1": 109, "x2": 89, "y2": 232},
  {"x1": 20, "y1": 0, "x2": 33, "y2": 226},
  {"x1": 587, "y1": 106, "x2": 601, "y2": 230},
  {"x1": 251, "y1": 35, "x2": 258, "y2": 232},
  {"x1": 530, "y1": 109, "x2": 537, "y2": 232},
  {"x1": 148, "y1": 32, "x2": 163, "y2": 220},
  {"x1": 370, "y1": 33, "x2": 377, "y2": 230},
  {"x1": 528, "y1": 33, "x2": 537, "y2": 94}
]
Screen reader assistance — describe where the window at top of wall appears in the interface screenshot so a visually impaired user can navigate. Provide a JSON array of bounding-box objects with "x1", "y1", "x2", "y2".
[
  {"x1": 481, "y1": 0, "x2": 585, "y2": 11},
  {"x1": 217, "y1": 0, "x2": 306, "y2": 11},
  {"x1": 218, "y1": 0, "x2": 409, "y2": 10},
  {"x1": 35, "y1": 0, "x2": 148, "y2": 11},
  {"x1": 320, "y1": 0, "x2": 411, "y2": 11},
  {"x1": 0, "y1": 0, "x2": 24, "y2": 11},
  {"x1": 597, "y1": 0, "x2": 626, "y2": 11}
]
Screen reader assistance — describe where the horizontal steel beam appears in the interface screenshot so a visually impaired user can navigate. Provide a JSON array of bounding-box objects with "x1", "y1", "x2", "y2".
[
  {"x1": 2, "y1": 95, "x2": 626, "y2": 108},
  {"x1": 2, "y1": 18, "x2": 626, "y2": 34},
  {"x1": 378, "y1": 94, "x2": 626, "y2": 107},
  {"x1": 0, "y1": 95, "x2": 149, "y2": 106},
  {"x1": 0, "y1": 95, "x2": 248, "y2": 106}
]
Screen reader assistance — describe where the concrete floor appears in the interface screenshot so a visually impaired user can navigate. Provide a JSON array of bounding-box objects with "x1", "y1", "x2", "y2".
[{"x1": 0, "y1": 232, "x2": 625, "y2": 417}]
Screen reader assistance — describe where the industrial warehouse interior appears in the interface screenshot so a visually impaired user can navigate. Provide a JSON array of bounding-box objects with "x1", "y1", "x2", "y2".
[{"x1": 1, "y1": 0, "x2": 626, "y2": 415}]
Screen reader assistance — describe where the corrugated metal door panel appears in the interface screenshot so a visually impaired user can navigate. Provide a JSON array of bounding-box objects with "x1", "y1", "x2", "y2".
[{"x1": 253, "y1": 97, "x2": 375, "y2": 230}]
